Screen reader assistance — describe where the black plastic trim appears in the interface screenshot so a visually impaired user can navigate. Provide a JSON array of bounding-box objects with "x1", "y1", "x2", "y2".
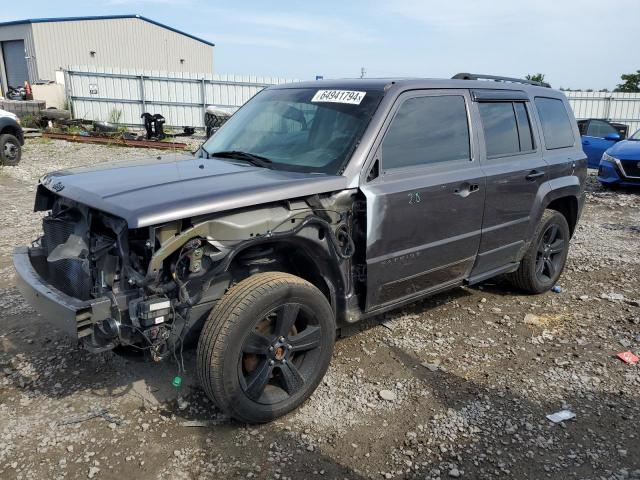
[
  {"x1": 471, "y1": 89, "x2": 530, "y2": 102},
  {"x1": 12, "y1": 246, "x2": 111, "y2": 339}
]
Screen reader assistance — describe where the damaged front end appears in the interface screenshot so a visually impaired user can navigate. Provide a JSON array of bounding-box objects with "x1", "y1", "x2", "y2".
[{"x1": 14, "y1": 186, "x2": 357, "y2": 360}]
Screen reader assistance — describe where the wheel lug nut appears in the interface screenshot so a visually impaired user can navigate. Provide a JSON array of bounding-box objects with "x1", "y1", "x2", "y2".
[
  {"x1": 279, "y1": 336, "x2": 285, "y2": 342},
  {"x1": 268, "y1": 346, "x2": 274, "y2": 352},
  {"x1": 269, "y1": 360, "x2": 274, "y2": 366}
]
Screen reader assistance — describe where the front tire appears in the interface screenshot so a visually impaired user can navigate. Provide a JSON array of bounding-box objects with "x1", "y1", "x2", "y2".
[
  {"x1": 507, "y1": 210, "x2": 570, "y2": 294},
  {"x1": 197, "y1": 272, "x2": 335, "y2": 423},
  {"x1": 0, "y1": 134, "x2": 21, "y2": 166}
]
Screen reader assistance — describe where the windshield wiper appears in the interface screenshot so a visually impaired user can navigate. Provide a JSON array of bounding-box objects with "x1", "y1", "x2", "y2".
[{"x1": 210, "y1": 150, "x2": 273, "y2": 168}]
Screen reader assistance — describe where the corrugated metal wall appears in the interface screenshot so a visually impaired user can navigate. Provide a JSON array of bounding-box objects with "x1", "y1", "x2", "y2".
[
  {"x1": 66, "y1": 70, "x2": 640, "y2": 134},
  {"x1": 67, "y1": 66, "x2": 297, "y2": 128},
  {"x1": 31, "y1": 18, "x2": 213, "y2": 82},
  {"x1": 0, "y1": 23, "x2": 38, "y2": 92},
  {"x1": 565, "y1": 91, "x2": 640, "y2": 135}
]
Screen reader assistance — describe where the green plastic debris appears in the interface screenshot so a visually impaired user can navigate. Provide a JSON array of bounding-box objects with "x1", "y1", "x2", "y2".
[{"x1": 172, "y1": 375, "x2": 183, "y2": 388}]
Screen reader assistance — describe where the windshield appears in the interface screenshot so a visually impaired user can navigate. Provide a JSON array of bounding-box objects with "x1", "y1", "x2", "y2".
[
  {"x1": 202, "y1": 87, "x2": 384, "y2": 174},
  {"x1": 630, "y1": 129, "x2": 640, "y2": 140}
]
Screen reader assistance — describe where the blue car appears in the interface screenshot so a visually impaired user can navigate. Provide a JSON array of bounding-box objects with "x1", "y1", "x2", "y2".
[
  {"x1": 578, "y1": 119, "x2": 627, "y2": 168},
  {"x1": 597, "y1": 128, "x2": 640, "y2": 187}
]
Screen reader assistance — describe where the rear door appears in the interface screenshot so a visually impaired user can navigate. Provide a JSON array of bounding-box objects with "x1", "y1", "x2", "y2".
[
  {"x1": 470, "y1": 90, "x2": 546, "y2": 275},
  {"x1": 360, "y1": 89, "x2": 485, "y2": 310},
  {"x1": 581, "y1": 119, "x2": 620, "y2": 168}
]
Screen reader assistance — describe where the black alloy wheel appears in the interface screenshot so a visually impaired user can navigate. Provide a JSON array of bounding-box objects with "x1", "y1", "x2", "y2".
[
  {"x1": 239, "y1": 302, "x2": 322, "y2": 404},
  {"x1": 534, "y1": 223, "x2": 565, "y2": 284},
  {"x1": 197, "y1": 272, "x2": 335, "y2": 423},
  {"x1": 507, "y1": 209, "x2": 570, "y2": 294}
]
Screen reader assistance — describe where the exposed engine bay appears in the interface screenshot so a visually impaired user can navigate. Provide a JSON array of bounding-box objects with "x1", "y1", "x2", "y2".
[{"x1": 30, "y1": 187, "x2": 361, "y2": 360}]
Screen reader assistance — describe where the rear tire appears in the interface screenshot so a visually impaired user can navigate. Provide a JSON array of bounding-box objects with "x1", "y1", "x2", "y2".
[
  {"x1": 506, "y1": 210, "x2": 570, "y2": 294},
  {"x1": 197, "y1": 272, "x2": 335, "y2": 423},
  {"x1": 0, "y1": 134, "x2": 21, "y2": 166}
]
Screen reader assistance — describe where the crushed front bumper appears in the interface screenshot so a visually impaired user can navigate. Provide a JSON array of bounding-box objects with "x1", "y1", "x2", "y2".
[{"x1": 13, "y1": 246, "x2": 112, "y2": 339}]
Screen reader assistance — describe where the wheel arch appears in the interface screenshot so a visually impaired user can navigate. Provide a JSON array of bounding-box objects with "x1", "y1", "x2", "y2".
[
  {"x1": 0, "y1": 119, "x2": 24, "y2": 145},
  {"x1": 546, "y1": 195, "x2": 579, "y2": 237},
  {"x1": 225, "y1": 235, "x2": 345, "y2": 315},
  {"x1": 529, "y1": 176, "x2": 583, "y2": 241}
]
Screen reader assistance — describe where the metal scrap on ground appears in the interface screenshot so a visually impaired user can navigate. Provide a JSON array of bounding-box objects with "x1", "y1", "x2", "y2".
[
  {"x1": 57, "y1": 408, "x2": 122, "y2": 426},
  {"x1": 43, "y1": 132, "x2": 187, "y2": 150}
]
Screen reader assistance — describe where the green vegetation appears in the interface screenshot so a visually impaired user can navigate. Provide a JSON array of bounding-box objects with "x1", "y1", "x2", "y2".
[
  {"x1": 108, "y1": 108, "x2": 123, "y2": 124},
  {"x1": 615, "y1": 70, "x2": 640, "y2": 93},
  {"x1": 19, "y1": 114, "x2": 43, "y2": 129},
  {"x1": 525, "y1": 73, "x2": 546, "y2": 84}
]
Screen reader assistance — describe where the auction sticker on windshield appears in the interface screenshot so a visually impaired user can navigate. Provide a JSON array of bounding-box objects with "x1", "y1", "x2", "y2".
[{"x1": 311, "y1": 90, "x2": 366, "y2": 105}]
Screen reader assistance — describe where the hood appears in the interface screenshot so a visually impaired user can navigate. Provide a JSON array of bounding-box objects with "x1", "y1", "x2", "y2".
[
  {"x1": 40, "y1": 154, "x2": 348, "y2": 228},
  {"x1": 0, "y1": 108, "x2": 18, "y2": 121},
  {"x1": 607, "y1": 140, "x2": 640, "y2": 160}
]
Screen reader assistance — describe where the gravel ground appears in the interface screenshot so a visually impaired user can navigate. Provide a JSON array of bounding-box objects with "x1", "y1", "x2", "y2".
[{"x1": 0, "y1": 139, "x2": 639, "y2": 480}]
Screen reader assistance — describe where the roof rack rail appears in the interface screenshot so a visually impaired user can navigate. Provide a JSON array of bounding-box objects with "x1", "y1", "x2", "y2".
[{"x1": 452, "y1": 73, "x2": 551, "y2": 88}]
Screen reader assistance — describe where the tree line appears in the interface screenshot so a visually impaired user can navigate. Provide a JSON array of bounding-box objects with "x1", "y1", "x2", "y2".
[{"x1": 525, "y1": 71, "x2": 640, "y2": 92}]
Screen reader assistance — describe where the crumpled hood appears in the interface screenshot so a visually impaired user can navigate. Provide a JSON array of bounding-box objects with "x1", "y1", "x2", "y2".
[
  {"x1": 40, "y1": 153, "x2": 348, "y2": 228},
  {"x1": 607, "y1": 140, "x2": 640, "y2": 160}
]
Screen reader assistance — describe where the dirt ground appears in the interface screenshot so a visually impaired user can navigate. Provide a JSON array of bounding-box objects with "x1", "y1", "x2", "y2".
[{"x1": 1, "y1": 139, "x2": 639, "y2": 480}]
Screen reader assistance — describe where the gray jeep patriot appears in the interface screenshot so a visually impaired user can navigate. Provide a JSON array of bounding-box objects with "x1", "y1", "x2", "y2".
[{"x1": 14, "y1": 74, "x2": 586, "y2": 422}]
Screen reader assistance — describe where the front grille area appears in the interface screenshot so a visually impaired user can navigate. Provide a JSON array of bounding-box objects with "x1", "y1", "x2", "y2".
[
  {"x1": 42, "y1": 212, "x2": 92, "y2": 300},
  {"x1": 620, "y1": 160, "x2": 640, "y2": 178}
]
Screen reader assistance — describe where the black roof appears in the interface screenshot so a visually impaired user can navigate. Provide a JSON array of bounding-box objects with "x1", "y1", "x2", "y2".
[{"x1": 270, "y1": 77, "x2": 559, "y2": 95}]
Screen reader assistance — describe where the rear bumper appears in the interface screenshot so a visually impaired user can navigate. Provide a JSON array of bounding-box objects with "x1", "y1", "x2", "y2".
[{"x1": 12, "y1": 246, "x2": 111, "y2": 339}]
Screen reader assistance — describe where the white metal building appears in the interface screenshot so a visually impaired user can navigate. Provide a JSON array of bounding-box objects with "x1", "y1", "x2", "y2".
[{"x1": 0, "y1": 15, "x2": 214, "y2": 94}]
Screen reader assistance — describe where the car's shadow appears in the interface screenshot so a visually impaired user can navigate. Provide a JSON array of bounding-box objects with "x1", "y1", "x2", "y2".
[
  {"x1": 0, "y1": 279, "x2": 516, "y2": 406},
  {"x1": 3, "y1": 281, "x2": 637, "y2": 478}
]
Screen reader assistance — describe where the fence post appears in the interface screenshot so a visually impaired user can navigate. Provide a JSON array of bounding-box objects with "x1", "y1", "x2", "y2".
[
  {"x1": 63, "y1": 69, "x2": 74, "y2": 118},
  {"x1": 604, "y1": 95, "x2": 612, "y2": 121},
  {"x1": 139, "y1": 75, "x2": 146, "y2": 114},
  {"x1": 201, "y1": 78, "x2": 207, "y2": 122}
]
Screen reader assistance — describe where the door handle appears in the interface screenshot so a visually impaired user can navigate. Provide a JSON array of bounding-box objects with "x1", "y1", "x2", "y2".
[
  {"x1": 453, "y1": 183, "x2": 480, "y2": 197},
  {"x1": 526, "y1": 170, "x2": 545, "y2": 181},
  {"x1": 582, "y1": 140, "x2": 591, "y2": 145}
]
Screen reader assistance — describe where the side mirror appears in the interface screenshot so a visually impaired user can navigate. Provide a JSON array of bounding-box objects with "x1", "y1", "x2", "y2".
[{"x1": 605, "y1": 132, "x2": 621, "y2": 141}]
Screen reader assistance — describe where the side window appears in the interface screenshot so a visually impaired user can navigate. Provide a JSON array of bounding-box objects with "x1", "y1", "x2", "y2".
[
  {"x1": 577, "y1": 120, "x2": 588, "y2": 135},
  {"x1": 586, "y1": 119, "x2": 618, "y2": 138},
  {"x1": 478, "y1": 102, "x2": 520, "y2": 157},
  {"x1": 514, "y1": 103, "x2": 534, "y2": 151},
  {"x1": 382, "y1": 95, "x2": 470, "y2": 170},
  {"x1": 534, "y1": 97, "x2": 575, "y2": 149}
]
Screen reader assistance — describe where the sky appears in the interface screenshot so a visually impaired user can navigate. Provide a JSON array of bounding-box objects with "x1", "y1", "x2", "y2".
[{"x1": 2, "y1": 0, "x2": 638, "y2": 90}]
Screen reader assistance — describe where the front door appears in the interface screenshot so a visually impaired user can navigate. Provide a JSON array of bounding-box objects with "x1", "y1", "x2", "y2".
[
  {"x1": 581, "y1": 119, "x2": 620, "y2": 168},
  {"x1": 360, "y1": 90, "x2": 485, "y2": 311}
]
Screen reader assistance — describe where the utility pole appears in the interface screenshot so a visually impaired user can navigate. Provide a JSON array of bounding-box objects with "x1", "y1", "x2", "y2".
[{"x1": 360, "y1": 67, "x2": 366, "y2": 79}]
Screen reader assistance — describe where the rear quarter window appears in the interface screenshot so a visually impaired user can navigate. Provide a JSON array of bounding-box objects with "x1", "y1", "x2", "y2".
[{"x1": 534, "y1": 97, "x2": 575, "y2": 149}]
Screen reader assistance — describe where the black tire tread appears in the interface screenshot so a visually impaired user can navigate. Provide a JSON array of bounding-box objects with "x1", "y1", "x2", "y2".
[
  {"x1": 196, "y1": 272, "x2": 328, "y2": 423},
  {"x1": 0, "y1": 133, "x2": 21, "y2": 166}
]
